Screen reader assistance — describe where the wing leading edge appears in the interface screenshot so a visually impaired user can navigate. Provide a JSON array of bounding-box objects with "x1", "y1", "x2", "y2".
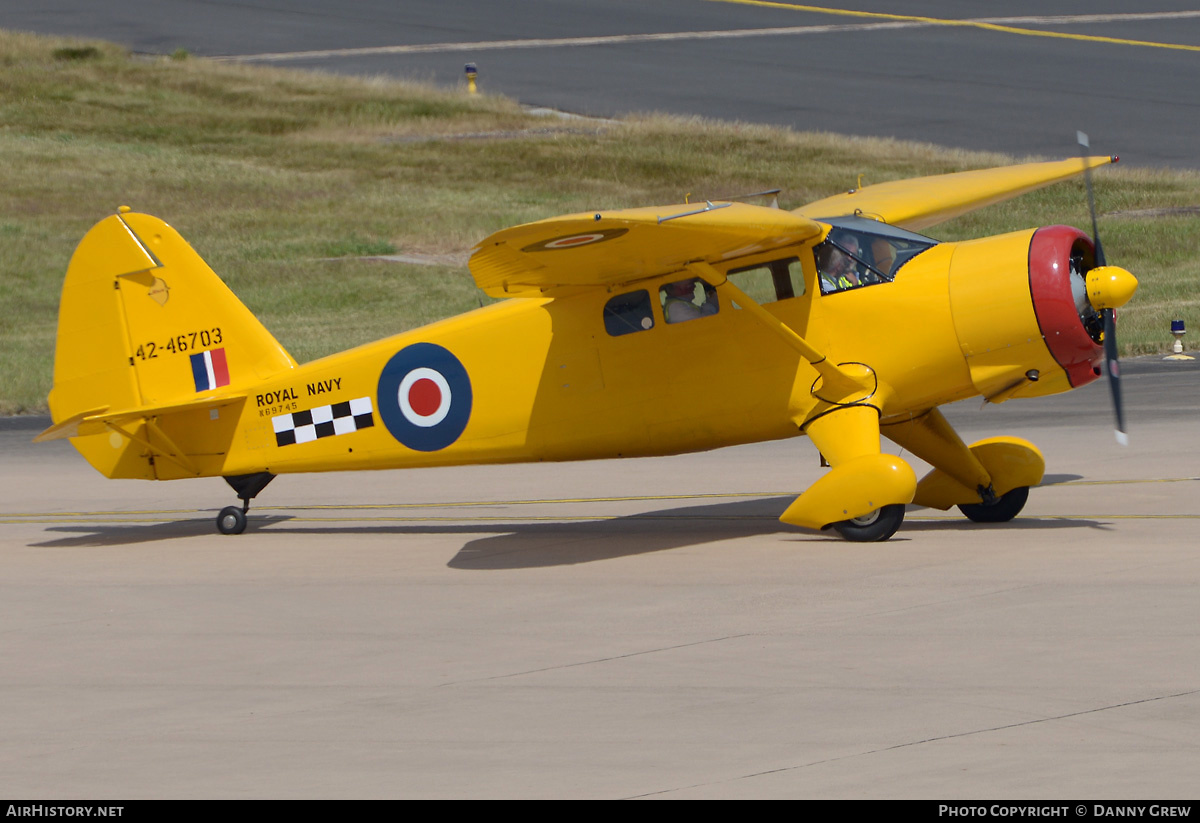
[
  {"x1": 470, "y1": 156, "x2": 1114, "y2": 296},
  {"x1": 469, "y1": 202, "x2": 823, "y2": 298},
  {"x1": 793, "y1": 155, "x2": 1117, "y2": 232}
]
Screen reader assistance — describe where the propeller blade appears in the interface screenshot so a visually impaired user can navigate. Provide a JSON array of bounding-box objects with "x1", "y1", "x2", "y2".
[
  {"x1": 1102, "y1": 308, "x2": 1128, "y2": 445},
  {"x1": 1078, "y1": 131, "x2": 1126, "y2": 445},
  {"x1": 1077, "y1": 131, "x2": 1107, "y2": 267}
]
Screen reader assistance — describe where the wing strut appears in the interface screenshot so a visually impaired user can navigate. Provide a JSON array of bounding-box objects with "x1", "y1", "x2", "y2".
[
  {"x1": 685, "y1": 262, "x2": 915, "y2": 536},
  {"x1": 686, "y1": 261, "x2": 874, "y2": 402}
]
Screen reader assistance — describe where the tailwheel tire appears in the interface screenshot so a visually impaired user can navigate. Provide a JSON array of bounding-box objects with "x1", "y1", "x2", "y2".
[
  {"x1": 216, "y1": 505, "x2": 248, "y2": 535},
  {"x1": 832, "y1": 504, "x2": 906, "y2": 542},
  {"x1": 958, "y1": 486, "x2": 1029, "y2": 523}
]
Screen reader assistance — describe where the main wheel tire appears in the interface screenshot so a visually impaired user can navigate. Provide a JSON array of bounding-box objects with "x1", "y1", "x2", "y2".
[
  {"x1": 958, "y1": 486, "x2": 1029, "y2": 523},
  {"x1": 216, "y1": 505, "x2": 247, "y2": 535},
  {"x1": 832, "y1": 503, "x2": 906, "y2": 542}
]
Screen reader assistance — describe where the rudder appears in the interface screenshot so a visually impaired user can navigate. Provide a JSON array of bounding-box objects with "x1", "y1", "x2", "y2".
[{"x1": 47, "y1": 208, "x2": 297, "y2": 478}]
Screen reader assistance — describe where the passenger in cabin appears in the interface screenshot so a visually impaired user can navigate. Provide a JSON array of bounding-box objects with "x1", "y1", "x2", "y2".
[{"x1": 662, "y1": 278, "x2": 719, "y2": 323}]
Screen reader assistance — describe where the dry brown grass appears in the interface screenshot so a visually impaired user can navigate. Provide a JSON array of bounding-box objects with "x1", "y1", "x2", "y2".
[{"x1": 3, "y1": 29, "x2": 1198, "y2": 412}]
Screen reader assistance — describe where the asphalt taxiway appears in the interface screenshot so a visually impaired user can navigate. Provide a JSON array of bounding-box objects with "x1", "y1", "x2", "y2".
[
  {"x1": 2, "y1": 358, "x2": 1199, "y2": 798},
  {"x1": 3, "y1": 0, "x2": 1200, "y2": 798},
  {"x1": 3, "y1": 1, "x2": 1200, "y2": 167}
]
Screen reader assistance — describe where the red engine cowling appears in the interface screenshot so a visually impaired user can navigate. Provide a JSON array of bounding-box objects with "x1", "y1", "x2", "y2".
[{"x1": 1028, "y1": 225, "x2": 1105, "y2": 389}]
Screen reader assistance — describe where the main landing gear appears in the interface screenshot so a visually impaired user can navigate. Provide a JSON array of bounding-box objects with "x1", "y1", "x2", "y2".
[
  {"x1": 831, "y1": 504, "x2": 906, "y2": 542},
  {"x1": 216, "y1": 472, "x2": 275, "y2": 535},
  {"x1": 880, "y1": 410, "x2": 1044, "y2": 536},
  {"x1": 216, "y1": 505, "x2": 247, "y2": 535},
  {"x1": 826, "y1": 484, "x2": 1029, "y2": 542},
  {"x1": 958, "y1": 485, "x2": 1029, "y2": 523}
]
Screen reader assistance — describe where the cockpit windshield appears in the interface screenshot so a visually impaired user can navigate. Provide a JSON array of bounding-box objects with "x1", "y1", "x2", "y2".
[{"x1": 814, "y1": 216, "x2": 937, "y2": 294}]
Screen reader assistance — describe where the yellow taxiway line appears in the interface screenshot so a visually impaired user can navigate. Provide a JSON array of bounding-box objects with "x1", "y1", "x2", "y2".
[
  {"x1": 2, "y1": 477, "x2": 1198, "y2": 524},
  {"x1": 224, "y1": 7, "x2": 1200, "y2": 63},
  {"x1": 712, "y1": 2, "x2": 1200, "y2": 53}
]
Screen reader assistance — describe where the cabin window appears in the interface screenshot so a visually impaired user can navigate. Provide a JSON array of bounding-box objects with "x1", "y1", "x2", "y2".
[
  {"x1": 660, "y1": 277, "x2": 719, "y2": 324},
  {"x1": 603, "y1": 290, "x2": 655, "y2": 336},
  {"x1": 727, "y1": 257, "x2": 805, "y2": 305},
  {"x1": 814, "y1": 218, "x2": 937, "y2": 295}
]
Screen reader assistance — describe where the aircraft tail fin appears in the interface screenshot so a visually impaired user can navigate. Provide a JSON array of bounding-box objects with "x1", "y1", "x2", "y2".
[{"x1": 47, "y1": 209, "x2": 296, "y2": 478}]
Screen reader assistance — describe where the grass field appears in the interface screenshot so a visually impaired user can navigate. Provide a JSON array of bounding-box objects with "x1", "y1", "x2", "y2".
[{"x1": 3, "y1": 30, "x2": 1200, "y2": 413}]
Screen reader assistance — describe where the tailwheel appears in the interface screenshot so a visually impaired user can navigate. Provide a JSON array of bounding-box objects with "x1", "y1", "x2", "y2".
[
  {"x1": 958, "y1": 486, "x2": 1029, "y2": 523},
  {"x1": 832, "y1": 503, "x2": 906, "y2": 542},
  {"x1": 216, "y1": 472, "x2": 274, "y2": 535},
  {"x1": 216, "y1": 505, "x2": 247, "y2": 535}
]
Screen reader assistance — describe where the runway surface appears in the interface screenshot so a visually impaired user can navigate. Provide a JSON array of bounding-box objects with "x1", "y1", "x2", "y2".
[
  {"x1": 3, "y1": 1, "x2": 1200, "y2": 167},
  {"x1": 3, "y1": 358, "x2": 1200, "y2": 798},
  {"x1": 4, "y1": 0, "x2": 1200, "y2": 798}
]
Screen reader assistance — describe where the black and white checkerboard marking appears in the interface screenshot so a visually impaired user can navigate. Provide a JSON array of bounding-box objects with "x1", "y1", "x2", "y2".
[{"x1": 273, "y1": 396, "x2": 374, "y2": 447}]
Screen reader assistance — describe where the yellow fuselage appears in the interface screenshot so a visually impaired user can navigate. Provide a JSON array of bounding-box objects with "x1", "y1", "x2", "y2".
[{"x1": 141, "y1": 227, "x2": 1092, "y2": 481}]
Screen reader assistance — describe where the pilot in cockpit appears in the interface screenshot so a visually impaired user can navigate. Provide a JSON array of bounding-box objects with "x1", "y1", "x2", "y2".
[{"x1": 817, "y1": 233, "x2": 861, "y2": 294}]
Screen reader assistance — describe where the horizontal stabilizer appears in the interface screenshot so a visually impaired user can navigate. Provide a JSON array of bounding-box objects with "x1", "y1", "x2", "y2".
[{"x1": 35, "y1": 396, "x2": 245, "y2": 442}]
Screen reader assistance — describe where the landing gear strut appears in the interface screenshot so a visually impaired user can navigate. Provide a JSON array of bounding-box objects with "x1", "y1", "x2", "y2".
[{"x1": 216, "y1": 472, "x2": 275, "y2": 535}]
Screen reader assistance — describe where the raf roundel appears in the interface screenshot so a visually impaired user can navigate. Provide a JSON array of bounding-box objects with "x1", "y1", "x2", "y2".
[
  {"x1": 520, "y1": 227, "x2": 628, "y2": 253},
  {"x1": 377, "y1": 343, "x2": 473, "y2": 451}
]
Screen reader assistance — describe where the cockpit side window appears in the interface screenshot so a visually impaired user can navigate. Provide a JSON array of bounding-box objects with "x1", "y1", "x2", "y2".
[
  {"x1": 727, "y1": 257, "x2": 806, "y2": 305},
  {"x1": 816, "y1": 233, "x2": 871, "y2": 294},
  {"x1": 814, "y1": 218, "x2": 937, "y2": 294}
]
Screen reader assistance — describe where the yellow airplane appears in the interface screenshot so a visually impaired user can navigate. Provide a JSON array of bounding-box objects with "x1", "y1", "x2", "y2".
[{"x1": 37, "y1": 152, "x2": 1138, "y2": 541}]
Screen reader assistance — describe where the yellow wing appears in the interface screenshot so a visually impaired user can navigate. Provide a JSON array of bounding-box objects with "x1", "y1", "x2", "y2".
[
  {"x1": 793, "y1": 156, "x2": 1116, "y2": 232},
  {"x1": 470, "y1": 202, "x2": 823, "y2": 298}
]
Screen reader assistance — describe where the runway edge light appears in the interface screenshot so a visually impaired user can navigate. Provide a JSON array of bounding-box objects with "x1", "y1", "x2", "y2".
[{"x1": 1165, "y1": 319, "x2": 1193, "y2": 360}]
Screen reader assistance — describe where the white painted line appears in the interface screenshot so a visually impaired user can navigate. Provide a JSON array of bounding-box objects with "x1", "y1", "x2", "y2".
[
  {"x1": 219, "y1": 23, "x2": 918, "y2": 62},
  {"x1": 218, "y1": 11, "x2": 1200, "y2": 63}
]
